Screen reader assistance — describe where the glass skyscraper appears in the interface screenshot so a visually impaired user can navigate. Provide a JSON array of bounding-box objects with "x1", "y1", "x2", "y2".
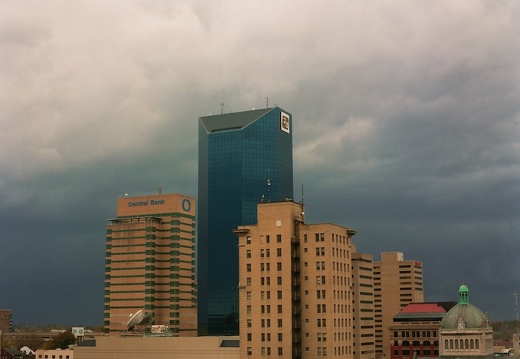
[{"x1": 198, "y1": 107, "x2": 293, "y2": 335}]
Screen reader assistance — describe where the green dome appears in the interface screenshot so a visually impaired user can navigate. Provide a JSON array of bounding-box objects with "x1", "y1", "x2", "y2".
[
  {"x1": 441, "y1": 302, "x2": 488, "y2": 329},
  {"x1": 459, "y1": 284, "x2": 469, "y2": 292},
  {"x1": 441, "y1": 285, "x2": 488, "y2": 329}
]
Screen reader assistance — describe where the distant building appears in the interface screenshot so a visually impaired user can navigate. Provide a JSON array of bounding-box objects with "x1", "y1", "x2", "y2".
[
  {"x1": 104, "y1": 193, "x2": 197, "y2": 336},
  {"x1": 439, "y1": 285, "x2": 493, "y2": 358},
  {"x1": 373, "y1": 252, "x2": 424, "y2": 359},
  {"x1": 35, "y1": 348, "x2": 73, "y2": 359},
  {"x1": 352, "y1": 251, "x2": 376, "y2": 359},
  {"x1": 389, "y1": 302, "x2": 456, "y2": 359},
  {"x1": 235, "y1": 200, "x2": 357, "y2": 358},
  {"x1": 0, "y1": 309, "x2": 12, "y2": 333},
  {"x1": 198, "y1": 107, "x2": 294, "y2": 335},
  {"x1": 72, "y1": 336, "x2": 239, "y2": 359}
]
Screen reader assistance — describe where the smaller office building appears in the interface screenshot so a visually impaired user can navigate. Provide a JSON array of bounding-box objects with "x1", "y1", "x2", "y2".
[
  {"x1": 72, "y1": 336, "x2": 239, "y2": 359},
  {"x1": 389, "y1": 302, "x2": 456, "y2": 359}
]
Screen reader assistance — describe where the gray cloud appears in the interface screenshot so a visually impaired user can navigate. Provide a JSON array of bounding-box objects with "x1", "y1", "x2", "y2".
[{"x1": 0, "y1": 0, "x2": 519, "y2": 324}]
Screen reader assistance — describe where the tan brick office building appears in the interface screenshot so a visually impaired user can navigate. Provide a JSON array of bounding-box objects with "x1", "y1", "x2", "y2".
[
  {"x1": 104, "y1": 193, "x2": 197, "y2": 336},
  {"x1": 373, "y1": 252, "x2": 424, "y2": 359},
  {"x1": 352, "y1": 252, "x2": 376, "y2": 359},
  {"x1": 235, "y1": 200, "x2": 357, "y2": 358}
]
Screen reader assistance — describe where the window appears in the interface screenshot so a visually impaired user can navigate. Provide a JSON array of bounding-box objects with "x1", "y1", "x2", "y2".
[
  {"x1": 246, "y1": 249, "x2": 251, "y2": 258},
  {"x1": 247, "y1": 277, "x2": 251, "y2": 286},
  {"x1": 266, "y1": 235, "x2": 270, "y2": 243},
  {"x1": 260, "y1": 249, "x2": 264, "y2": 258},
  {"x1": 278, "y1": 305, "x2": 282, "y2": 313},
  {"x1": 278, "y1": 319, "x2": 282, "y2": 327},
  {"x1": 246, "y1": 236, "x2": 251, "y2": 244},
  {"x1": 247, "y1": 291, "x2": 251, "y2": 300},
  {"x1": 247, "y1": 347, "x2": 252, "y2": 355},
  {"x1": 277, "y1": 234, "x2": 281, "y2": 243},
  {"x1": 247, "y1": 319, "x2": 252, "y2": 327},
  {"x1": 247, "y1": 305, "x2": 251, "y2": 314},
  {"x1": 247, "y1": 333, "x2": 252, "y2": 341},
  {"x1": 278, "y1": 333, "x2": 283, "y2": 341},
  {"x1": 247, "y1": 264, "x2": 251, "y2": 272},
  {"x1": 277, "y1": 291, "x2": 282, "y2": 299},
  {"x1": 278, "y1": 348, "x2": 283, "y2": 356},
  {"x1": 277, "y1": 277, "x2": 282, "y2": 285},
  {"x1": 277, "y1": 262, "x2": 282, "y2": 271},
  {"x1": 277, "y1": 248, "x2": 282, "y2": 257}
]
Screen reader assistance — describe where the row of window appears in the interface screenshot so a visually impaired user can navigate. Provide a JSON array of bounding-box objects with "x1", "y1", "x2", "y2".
[
  {"x1": 246, "y1": 318, "x2": 283, "y2": 328},
  {"x1": 246, "y1": 234, "x2": 282, "y2": 244},
  {"x1": 394, "y1": 331, "x2": 437, "y2": 338},
  {"x1": 246, "y1": 347, "x2": 284, "y2": 356},
  {"x1": 444, "y1": 338, "x2": 480, "y2": 350},
  {"x1": 246, "y1": 332, "x2": 284, "y2": 342},
  {"x1": 394, "y1": 340, "x2": 438, "y2": 346}
]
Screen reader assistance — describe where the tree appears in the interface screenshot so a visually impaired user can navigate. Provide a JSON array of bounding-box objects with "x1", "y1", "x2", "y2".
[{"x1": 42, "y1": 331, "x2": 76, "y2": 350}]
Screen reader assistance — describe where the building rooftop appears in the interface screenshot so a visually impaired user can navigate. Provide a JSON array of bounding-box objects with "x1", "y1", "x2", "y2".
[{"x1": 199, "y1": 108, "x2": 274, "y2": 133}]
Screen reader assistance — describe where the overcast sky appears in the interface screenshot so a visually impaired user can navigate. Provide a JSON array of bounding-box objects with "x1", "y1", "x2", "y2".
[{"x1": 1, "y1": 0, "x2": 519, "y2": 326}]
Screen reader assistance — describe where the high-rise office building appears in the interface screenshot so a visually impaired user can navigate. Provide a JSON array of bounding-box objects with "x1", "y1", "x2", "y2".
[
  {"x1": 373, "y1": 252, "x2": 424, "y2": 359},
  {"x1": 235, "y1": 200, "x2": 357, "y2": 358},
  {"x1": 104, "y1": 193, "x2": 197, "y2": 336},
  {"x1": 352, "y1": 252, "x2": 376, "y2": 359},
  {"x1": 198, "y1": 107, "x2": 293, "y2": 335},
  {"x1": 0, "y1": 309, "x2": 12, "y2": 333}
]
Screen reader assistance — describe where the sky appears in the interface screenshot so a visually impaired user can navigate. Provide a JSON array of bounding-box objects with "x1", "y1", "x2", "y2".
[{"x1": 0, "y1": 0, "x2": 519, "y2": 326}]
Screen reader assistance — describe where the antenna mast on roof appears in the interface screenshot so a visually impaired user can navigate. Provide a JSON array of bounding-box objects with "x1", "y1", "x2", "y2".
[
  {"x1": 266, "y1": 97, "x2": 269, "y2": 108},
  {"x1": 221, "y1": 103, "x2": 224, "y2": 114}
]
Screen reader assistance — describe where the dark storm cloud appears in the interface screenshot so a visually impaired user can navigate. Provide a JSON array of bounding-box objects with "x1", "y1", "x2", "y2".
[{"x1": 0, "y1": 0, "x2": 519, "y2": 324}]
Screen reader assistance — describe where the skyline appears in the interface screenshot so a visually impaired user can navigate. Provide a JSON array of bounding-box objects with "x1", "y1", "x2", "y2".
[{"x1": 0, "y1": 0, "x2": 519, "y2": 326}]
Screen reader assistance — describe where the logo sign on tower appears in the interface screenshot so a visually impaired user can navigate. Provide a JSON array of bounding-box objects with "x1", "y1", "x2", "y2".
[{"x1": 280, "y1": 112, "x2": 290, "y2": 133}]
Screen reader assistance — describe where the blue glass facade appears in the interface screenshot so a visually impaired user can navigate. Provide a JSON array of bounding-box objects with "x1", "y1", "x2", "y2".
[{"x1": 198, "y1": 107, "x2": 293, "y2": 335}]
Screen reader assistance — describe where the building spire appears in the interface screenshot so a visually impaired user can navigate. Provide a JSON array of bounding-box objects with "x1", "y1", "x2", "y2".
[{"x1": 458, "y1": 284, "x2": 470, "y2": 304}]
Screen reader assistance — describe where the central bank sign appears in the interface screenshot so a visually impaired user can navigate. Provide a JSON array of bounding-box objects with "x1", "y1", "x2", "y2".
[
  {"x1": 127, "y1": 198, "x2": 192, "y2": 212},
  {"x1": 128, "y1": 199, "x2": 165, "y2": 207}
]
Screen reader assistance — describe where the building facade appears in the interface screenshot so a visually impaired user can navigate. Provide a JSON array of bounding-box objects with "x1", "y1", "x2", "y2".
[
  {"x1": 0, "y1": 309, "x2": 12, "y2": 333},
  {"x1": 104, "y1": 193, "x2": 197, "y2": 336},
  {"x1": 235, "y1": 200, "x2": 356, "y2": 358},
  {"x1": 198, "y1": 107, "x2": 293, "y2": 335},
  {"x1": 352, "y1": 252, "x2": 376, "y2": 359},
  {"x1": 439, "y1": 285, "x2": 493, "y2": 357},
  {"x1": 373, "y1": 252, "x2": 424, "y2": 359},
  {"x1": 388, "y1": 302, "x2": 456, "y2": 359}
]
